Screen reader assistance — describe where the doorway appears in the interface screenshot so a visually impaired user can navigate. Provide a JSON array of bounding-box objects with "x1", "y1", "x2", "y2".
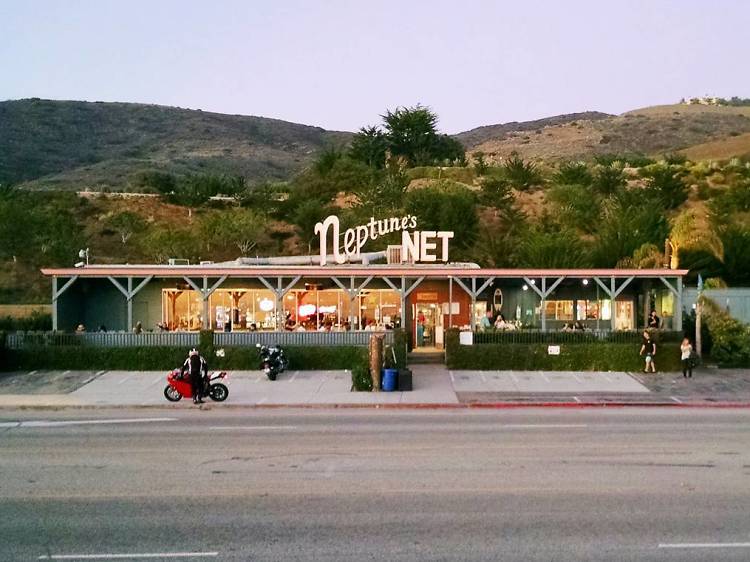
[{"x1": 414, "y1": 302, "x2": 442, "y2": 349}]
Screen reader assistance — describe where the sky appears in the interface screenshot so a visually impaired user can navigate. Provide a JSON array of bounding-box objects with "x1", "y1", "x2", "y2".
[{"x1": 1, "y1": 0, "x2": 749, "y2": 134}]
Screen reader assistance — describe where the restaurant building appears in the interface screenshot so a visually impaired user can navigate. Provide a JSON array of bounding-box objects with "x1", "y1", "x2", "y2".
[
  {"x1": 41, "y1": 262, "x2": 688, "y2": 349},
  {"x1": 41, "y1": 212, "x2": 688, "y2": 346}
]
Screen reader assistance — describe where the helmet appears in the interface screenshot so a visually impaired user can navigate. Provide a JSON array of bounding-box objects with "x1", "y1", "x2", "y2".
[{"x1": 189, "y1": 348, "x2": 199, "y2": 356}]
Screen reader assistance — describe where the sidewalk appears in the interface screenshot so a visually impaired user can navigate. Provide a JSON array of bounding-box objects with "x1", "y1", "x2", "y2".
[{"x1": 1, "y1": 366, "x2": 750, "y2": 408}]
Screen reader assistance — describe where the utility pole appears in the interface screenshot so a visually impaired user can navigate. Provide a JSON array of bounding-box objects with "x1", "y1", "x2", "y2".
[{"x1": 695, "y1": 274, "x2": 703, "y2": 357}]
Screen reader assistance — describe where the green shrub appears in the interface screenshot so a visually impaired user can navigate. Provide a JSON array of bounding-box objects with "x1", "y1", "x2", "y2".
[
  {"x1": 351, "y1": 360, "x2": 373, "y2": 391},
  {"x1": 503, "y1": 153, "x2": 542, "y2": 191},
  {"x1": 3, "y1": 344, "x2": 369, "y2": 372},
  {"x1": 0, "y1": 312, "x2": 52, "y2": 332},
  {"x1": 445, "y1": 329, "x2": 682, "y2": 371},
  {"x1": 703, "y1": 299, "x2": 750, "y2": 367}
]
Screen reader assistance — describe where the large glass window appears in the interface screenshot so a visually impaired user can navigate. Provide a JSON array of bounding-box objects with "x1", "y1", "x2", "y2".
[
  {"x1": 576, "y1": 299, "x2": 612, "y2": 321},
  {"x1": 544, "y1": 300, "x2": 574, "y2": 320}
]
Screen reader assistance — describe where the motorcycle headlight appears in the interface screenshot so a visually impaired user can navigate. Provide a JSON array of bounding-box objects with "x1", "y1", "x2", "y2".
[{"x1": 264, "y1": 367, "x2": 271, "y2": 374}]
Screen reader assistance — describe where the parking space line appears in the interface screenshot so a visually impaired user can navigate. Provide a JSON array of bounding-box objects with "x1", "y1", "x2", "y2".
[
  {"x1": 38, "y1": 552, "x2": 219, "y2": 559},
  {"x1": 658, "y1": 543, "x2": 750, "y2": 549}
]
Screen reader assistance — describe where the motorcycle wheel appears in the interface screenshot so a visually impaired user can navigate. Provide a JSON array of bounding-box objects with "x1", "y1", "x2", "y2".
[
  {"x1": 164, "y1": 386, "x2": 182, "y2": 402},
  {"x1": 209, "y1": 383, "x2": 229, "y2": 402},
  {"x1": 267, "y1": 371, "x2": 277, "y2": 381}
]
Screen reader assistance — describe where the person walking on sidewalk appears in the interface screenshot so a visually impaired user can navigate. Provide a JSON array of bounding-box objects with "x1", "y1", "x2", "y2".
[
  {"x1": 640, "y1": 331, "x2": 657, "y2": 373},
  {"x1": 680, "y1": 337, "x2": 694, "y2": 378}
]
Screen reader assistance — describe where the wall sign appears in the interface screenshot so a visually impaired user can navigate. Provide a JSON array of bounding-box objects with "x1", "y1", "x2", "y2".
[
  {"x1": 416, "y1": 292, "x2": 439, "y2": 301},
  {"x1": 314, "y1": 214, "x2": 454, "y2": 266}
]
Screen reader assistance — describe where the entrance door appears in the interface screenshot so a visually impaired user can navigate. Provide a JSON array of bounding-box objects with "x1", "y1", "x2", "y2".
[{"x1": 414, "y1": 303, "x2": 441, "y2": 349}]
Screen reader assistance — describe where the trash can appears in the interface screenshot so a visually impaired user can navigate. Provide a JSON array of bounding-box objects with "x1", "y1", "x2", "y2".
[
  {"x1": 382, "y1": 368, "x2": 398, "y2": 392},
  {"x1": 397, "y1": 368, "x2": 412, "y2": 391}
]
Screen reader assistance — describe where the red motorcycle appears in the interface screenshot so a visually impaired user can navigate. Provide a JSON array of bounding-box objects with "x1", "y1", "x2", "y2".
[{"x1": 163, "y1": 369, "x2": 229, "y2": 402}]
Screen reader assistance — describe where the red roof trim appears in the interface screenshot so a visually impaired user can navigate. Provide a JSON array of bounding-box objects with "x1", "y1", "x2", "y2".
[{"x1": 41, "y1": 266, "x2": 689, "y2": 278}]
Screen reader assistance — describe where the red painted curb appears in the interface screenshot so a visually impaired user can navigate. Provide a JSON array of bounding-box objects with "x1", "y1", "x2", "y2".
[{"x1": 3, "y1": 402, "x2": 750, "y2": 410}]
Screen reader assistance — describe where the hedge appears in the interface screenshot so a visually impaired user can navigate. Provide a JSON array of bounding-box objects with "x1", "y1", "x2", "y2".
[
  {"x1": 445, "y1": 329, "x2": 683, "y2": 371},
  {"x1": 3, "y1": 344, "x2": 369, "y2": 372}
]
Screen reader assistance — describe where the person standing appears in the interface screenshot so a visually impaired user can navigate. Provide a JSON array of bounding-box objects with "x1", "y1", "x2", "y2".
[
  {"x1": 648, "y1": 311, "x2": 661, "y2": 330},
  {"x1": 182, "y1": 348, "x2": 207, "y2": 404},
  {"x1": 639, "y1": 331, "x2": 657, "y2": 373},
  {"x1": 680, "y1": 337, "x2": 694, "y2": 378}
]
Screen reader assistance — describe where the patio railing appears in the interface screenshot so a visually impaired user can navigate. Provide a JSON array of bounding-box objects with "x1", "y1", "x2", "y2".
[{"x1": 5, "y1": 330, "x2": 394, "y2": 349}]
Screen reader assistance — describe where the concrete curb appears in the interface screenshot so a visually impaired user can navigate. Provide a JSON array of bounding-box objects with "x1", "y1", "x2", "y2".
[{"x1": 2, "y1": 401, "x2": 750, "y2": 411}]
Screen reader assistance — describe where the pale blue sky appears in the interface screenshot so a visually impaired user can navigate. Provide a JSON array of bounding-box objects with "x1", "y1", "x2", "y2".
[{"x1": 1, "y1": 0, "x2": 748, "y2": 133}]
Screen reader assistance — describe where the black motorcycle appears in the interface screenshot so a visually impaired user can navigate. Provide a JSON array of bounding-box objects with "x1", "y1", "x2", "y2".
[{"x1": 256, "y1": 342, "x2": 289, "y2": 381}]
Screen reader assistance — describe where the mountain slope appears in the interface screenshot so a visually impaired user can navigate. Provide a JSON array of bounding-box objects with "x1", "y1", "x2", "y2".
[
  {"x1": 455, "y1": 111, "x2": 613, "y2": 149},
  {"x1": 0, "y1": 99, "x2": 351, "y2": 190},
  {"x1": 467, "y1": 104, "x2": 750, "y2": 163}
]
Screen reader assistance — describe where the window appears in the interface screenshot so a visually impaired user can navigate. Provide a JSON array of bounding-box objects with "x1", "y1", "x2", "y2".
[
  {"x1": 545, "y1": 300, "x2": 574, "y2": 320},
  {"x1": 575, "y1": 300, "x2": 611, "y2": 321}
]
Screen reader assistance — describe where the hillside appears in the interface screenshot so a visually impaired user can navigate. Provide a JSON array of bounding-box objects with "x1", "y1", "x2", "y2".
[
  {"x1": 469, "y1": 104, "x2": 750, "y2": 164},
  {"x1": 0, "y1": 99, "x2": 351, "y2": 190},
  {"x1": 455, "y1": 111, "x2": 613, "y2": 148}
]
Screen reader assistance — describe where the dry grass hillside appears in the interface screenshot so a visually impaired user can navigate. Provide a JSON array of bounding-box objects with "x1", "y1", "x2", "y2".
[
  {"x1": 469, "y1": 104, "x2": 750, "y2": 164},
  {"x1": 0, "y1": 99, "x2": 351, "y2": 191}
]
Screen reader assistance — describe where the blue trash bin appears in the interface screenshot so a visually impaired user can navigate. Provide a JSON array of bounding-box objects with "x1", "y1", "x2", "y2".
[{"x1": 382, "y1": 368, "x2": 398, "y2": 392}]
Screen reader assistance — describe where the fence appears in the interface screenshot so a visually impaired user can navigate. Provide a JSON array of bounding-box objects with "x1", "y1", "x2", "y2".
[
  {"x1": 5, "y1": 331, "x2": 200, "y2": 349},
  {"x1": 471, "y1": 330, "x2": 684, "y2": 345},
  {"x1": 5, "y1": 330, "x2": 394, "y2": 350},
  {"x1": 214, "y1": 330, "x2": 395, "y2": 348}
]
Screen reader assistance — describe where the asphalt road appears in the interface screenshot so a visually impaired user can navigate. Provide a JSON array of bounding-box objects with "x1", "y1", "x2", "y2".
[{"x1": 1, "y1": 408, "x2": 750, "y2": 561}]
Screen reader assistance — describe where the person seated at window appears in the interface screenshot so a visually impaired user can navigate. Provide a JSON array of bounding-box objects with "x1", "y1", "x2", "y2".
[
  {"x1": 561, "y1": 322, "x2": 572, "y2": 332},
  {"x1": 480, "y1": 310, "x2": 493, "y2": 331},
  {"x1": 248, "y1": 322, "x2": 258, "y2": 332},
  {"x1": 573, "y1": 320, "x2": 586, "y2": 331},
  {"x1": 648, "y1": 310, "x2": 661, "y2": 330},
  {"x1": 295, "y1": 322, "x2": 306, "y2": 332}
]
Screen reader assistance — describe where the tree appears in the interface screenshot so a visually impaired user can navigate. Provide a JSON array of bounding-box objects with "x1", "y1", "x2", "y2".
[
  {"x1": 590, "y1": 194, "x2": 669, "y2": 267},
  {"x1": 502, "y1": 153, "x2": 542, "y2": 191},
  {"x1": 516, "y1": 226, "x2": 592, "y2": 268},
  {"x1": 352, "y1": 169, "x2": 408, "y2": 215},
  {"x1": 553, "y1": 161, "x2": 592, "y2": 186},
  {"x1": 592, "y1": 164, "x2": 626, "y2": 195},
  {"x1": 478, "y1": 176, "x2": 515, "y2": 210},
  {"x1": 291, "y1": 199, "x2": 331, "y2": 253},
  {"x1": 107, "y1": 211, "x2": 147, "y2": 245},
  {"x1": 139, "y1": 226, "x2": 199, "y2": 264},
  {"x1": 641, "y1": 164, "x2": 688, "y2": 210},
  {"x1": 201, "y1": 209, "x2": 269, "y2": 256},
  {"x1": 546, "y1": 184, "x2": 601, "y2": 234},
  {"x1": 381, "y1": 105, "x2": 466, "y2": 167},
  {"x1": 349, "y1": 126, "x2": 388, "y2": 169},
  {"x1": 404, "y1": 181, "x2": 478, "y2": 250},
  {"x1": 472, "y1": 152, "x2": 489, "y2": 176}
]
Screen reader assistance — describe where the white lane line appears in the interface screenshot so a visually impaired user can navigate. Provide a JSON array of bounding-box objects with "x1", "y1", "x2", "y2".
[
  {"x1": 0, "y1": 421, "x2": 21, "y2": 428},
  {"x1": 62, "y1": 370, "x2": 71, "y2": 376},
  {"x1": 117, "y1": 374, "x2": 132, "y2": 385},
  {"x1": 500, "y1": 424, "x2": 587, "y2": 429},
  {"x1": 209, "y1": 425, "x2": 297, "y2": 430},
  {"x1": 573, "y1": 396, "x2": 581, "y2": 403},
  {"x1": 38, "y1": 552, "x2": 218, "y2": 559},
  {"x1": 289, "y1": 371, "x2": 299, "y2": 382},
  {"x1": 256, "y1": 397, "x2": 268, "y2": 405},
  {"x1": 671, "y1": 396, "x2": 683, "y2": 404},
  {"x1": 658, "y1": 543, "x2": 750, "y2": 549},
  {"x1": 20, "y1": 418, "x2": 176, "y2": 428},
  {"x1": 449, "y1": 370, "x2": 455, "y2": 383},
  {"x1": 29, "y1": 370, "x2": 38, "y2": 376}
]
